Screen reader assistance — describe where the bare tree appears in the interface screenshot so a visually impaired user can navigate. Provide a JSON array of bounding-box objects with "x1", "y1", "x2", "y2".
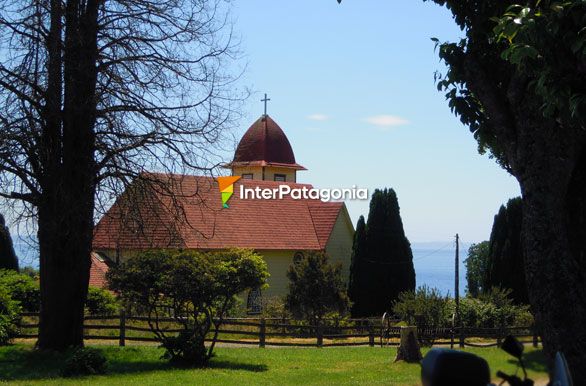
[{"x1": 0, "y1": 0, "x2": 243, "y2": 350}]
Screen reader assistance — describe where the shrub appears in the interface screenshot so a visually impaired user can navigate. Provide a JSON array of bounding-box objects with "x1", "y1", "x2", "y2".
[
  {"x1": 392, "y1": 286, "x2": 450, "y2": 328},
  {"x1": 62, "y1": 347, "x2": 107, "y2": 377},
  {"x1": 450, "y1": 288, "x2": 533, "y2": 328},
  {"x1": 85, "y1": 287, "x2": 118, "y2": 316},
  {"x1": 261, "y1": 296, "x2": 291, "y2": 320},
  {"x1": 286, "y1": 251, "x2": 350, "y2": 325},
  {"x1": 0, "y1": 269, "x2": 40, "y2": 312},
  {"x1": 0, "y1": 287, "x2": 21, "y2": 345},
  {"x1": 392, "y1": 286, "x2": 533, "y2": 329},
  {"x1": 20, "y1": 266, "x2": 39, "y2": 280},
  {"x1": 108, "y1": 249, "x2": 268, "y2": 366}
]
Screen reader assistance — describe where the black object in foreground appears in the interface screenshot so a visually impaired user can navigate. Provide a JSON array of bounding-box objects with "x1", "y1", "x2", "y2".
[{"x1": 420, "y1": 348, "x2": 490, "y2": 386}]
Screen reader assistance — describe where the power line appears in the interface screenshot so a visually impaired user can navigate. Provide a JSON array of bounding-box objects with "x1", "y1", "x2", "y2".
[
  {"x1": 361, "y1": 241, "x2": 454, "y2": 265},
  {"x1": 413, "y1": 241, "x2": 453, "y2": 261}
]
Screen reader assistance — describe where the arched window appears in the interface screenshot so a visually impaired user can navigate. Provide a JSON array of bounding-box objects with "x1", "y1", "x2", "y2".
[
  {"x1": 293, "y1": 251, "x2": 304, "y2": 266},
  {"x1": 247, "y1": 287, "x2": 262, "y2": 315}
]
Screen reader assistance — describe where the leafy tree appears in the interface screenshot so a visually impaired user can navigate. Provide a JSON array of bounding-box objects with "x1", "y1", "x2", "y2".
[
  {"x1": 355, "y1": 189, "x2": 415, "y2": 317},
  {"x1": 0, "y1": 0, "x2": 241, "y2": 350},
  {"x1": 0, "y1": 269, "x2": 40, "y2": 312},
  {"x1": 286, "y1": 251, "x2": 350, "y2": 325},
  {"x1": 423, "y1": 0, "x2": 586, "y2": 372},
  {"x1": 108, "y1": 249, "x2": 268, "y2": 366},
  {"x1": 0, "y1": 215, "x2": 18, "y2": 271},
  {"x1": 348, "y1": 215, "x2": 368, "y2": 316},
  {"x1": 486, "y1": 198, "x2": 528, "y2": 304},
  {"x1": 464, "y1": 241, "x2": 489, "y2": 297}
]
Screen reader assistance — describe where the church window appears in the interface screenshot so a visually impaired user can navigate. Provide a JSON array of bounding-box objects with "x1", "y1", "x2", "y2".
[
  {"x1": 247, "y1": 287, "x2": 262, "y2": 314},
  {"x1": 274, "y1": 174, "x2": 286, "y2": 182},
  {"x1": 293, "y1": 251, "x2": 304, "y2": 266},
  {"x1": 242, "y1": 173, "x2": 253, "y2": 180}
]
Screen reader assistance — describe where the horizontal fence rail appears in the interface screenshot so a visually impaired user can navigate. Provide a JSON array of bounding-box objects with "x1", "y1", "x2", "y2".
[{"x1": 15, "y1": 312, "x2": 541, "y2": 349}]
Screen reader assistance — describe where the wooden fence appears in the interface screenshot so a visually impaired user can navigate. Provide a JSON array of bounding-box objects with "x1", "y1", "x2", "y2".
[{"x1": 16, "y1": 312, "x2": 540, "y2": 349}]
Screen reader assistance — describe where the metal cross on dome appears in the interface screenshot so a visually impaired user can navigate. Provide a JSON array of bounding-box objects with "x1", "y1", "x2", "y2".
[{"x1": 261, "y1": 93, "x2": 271, "y2": 116}]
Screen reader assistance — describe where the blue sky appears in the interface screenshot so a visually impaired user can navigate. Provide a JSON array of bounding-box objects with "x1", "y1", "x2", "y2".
[{"x1": 227, "y1": 0, "x2": 520, "y2": 243}]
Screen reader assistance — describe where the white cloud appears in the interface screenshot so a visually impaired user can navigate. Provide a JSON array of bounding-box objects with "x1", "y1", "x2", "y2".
[
  {"x1": 307, "y1": 113, "x2": 329, "y2": 121},
  {"x1": 364, "y1": 115, "x2": 409, "y2": 128}
]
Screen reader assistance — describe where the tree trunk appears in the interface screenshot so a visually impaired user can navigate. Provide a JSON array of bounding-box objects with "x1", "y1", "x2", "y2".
[
  {"x1": 35, "y1": 0, "x2": 99, "y2": 350},
  {"x1": 517, "y1": 123, "x2": 586, "y2": 378},
  {"x1": 394, "y1": 326, "x2": 422, "y2": 363},
  {"x1": 36, "y1": 187, "x2": 94, "y2": 350}
]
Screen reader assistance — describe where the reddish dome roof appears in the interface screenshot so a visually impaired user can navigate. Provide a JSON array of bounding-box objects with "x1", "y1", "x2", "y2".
[{"x1": 231, "y1": 115, "x2": 305, "y2": 169}]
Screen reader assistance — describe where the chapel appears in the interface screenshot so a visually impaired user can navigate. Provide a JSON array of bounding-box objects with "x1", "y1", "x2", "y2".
[{"x1": 91, "y1": 113, "x2": 355, "y2": 312}]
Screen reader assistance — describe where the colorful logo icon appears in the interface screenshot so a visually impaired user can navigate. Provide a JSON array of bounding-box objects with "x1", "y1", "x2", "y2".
[{"x1": 217, "y1": 176, "x2": 241, "y2": 208}]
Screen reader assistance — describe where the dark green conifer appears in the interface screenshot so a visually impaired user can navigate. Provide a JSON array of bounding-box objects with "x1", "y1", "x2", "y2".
[
  {"x1": 349, "y1": 189, "x2": 415, "y2": 316},
  {"x1": 486, "y1": 197, "x2": 528, "y2": 304},
  {"x1": 0, "y1": 214, "x2": 19, "y2": 271},
  {"x1": 348, "y1": 216, "x2": 367, "y2": 316}
]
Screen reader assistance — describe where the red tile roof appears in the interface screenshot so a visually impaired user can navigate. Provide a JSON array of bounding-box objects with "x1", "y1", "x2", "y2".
[
  {"x1": 89, "y1": 252, "x2": 110, "y2": 288},
  {"x1": 93, "y1": 174, "x2": 345, "y2": 251},
  {"x1": 308, "y1": 202, "x2": 344, "y2": 247}
]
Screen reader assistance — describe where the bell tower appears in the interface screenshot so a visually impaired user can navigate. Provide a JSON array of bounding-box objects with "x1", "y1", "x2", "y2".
[{"x1": 226, "y1": 114, "x2": 306, "y2": 182}]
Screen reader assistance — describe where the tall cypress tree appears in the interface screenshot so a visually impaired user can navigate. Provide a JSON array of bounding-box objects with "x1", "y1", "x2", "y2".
[
  {"x1": 349, "y1": 189, "x2": 415, "y2": 317},
  {"x1": 485, "y1": 197, "x2": 528, "y2": 304},
  {"x1": 0, "y1": 214, "x2": 19, "y2": 271},
  {"x1": 348, "y1": 216, "x2": 367, "y2": 316}
]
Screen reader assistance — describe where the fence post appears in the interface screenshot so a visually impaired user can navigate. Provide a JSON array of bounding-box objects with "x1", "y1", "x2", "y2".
[
  {"x1": 497, "y1": 320, "x2": 505, "y2": 347},
  {"x1": 450, "y1": 314, "x2": 455, "y2": 349},
  {"x1": 259, "y1": 318, "x2": 266, "y2": 348},
  {"x1": 119, "y1": 309, "x2": 126, "y2": 347},
  {"x1": 316, "y1": 321, "x2": 323, "y2": 348},
  {"x1": 459, "y1": 327, "x2": 465, "y2": 348},
  {"x1": 368, "y1": 321, "x2": 375, "y2": 347}
]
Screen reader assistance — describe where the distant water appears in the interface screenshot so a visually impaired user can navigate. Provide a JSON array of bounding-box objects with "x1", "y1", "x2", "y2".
[
  {"x1": 13, "y1": 235, "x2": 39, "y2": 268},
  {"x1": 412, "y1": 242, "x2": 470, "y2": 296}
]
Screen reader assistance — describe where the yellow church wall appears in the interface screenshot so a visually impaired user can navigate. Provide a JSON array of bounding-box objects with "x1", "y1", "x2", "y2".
[
  {"x1": 94, "y1": 248, "x2": 296, "y2": 298},
  {"x1": 264, "y1": 166, "x2": 297, "y2": 182},
  {"x1": 256, "y1": 250, "x2": 294, "y2": 298},
  {"x1": 324, "y1": 205, "x2": 355, "y2": 283},
  {"x1": 232, "y1": 166, "x2": 297, "y2": 182},
  {"x1": 94, "y1": 206, "x2": 354, "y2": 303},
  {"x1": 231, "y1": 166, "x2": 263, "y2": 181}
]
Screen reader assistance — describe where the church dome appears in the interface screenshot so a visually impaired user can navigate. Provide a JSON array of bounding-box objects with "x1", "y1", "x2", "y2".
[{"x1": 232, "y1": 115, "x2": 305, "y2": 169}]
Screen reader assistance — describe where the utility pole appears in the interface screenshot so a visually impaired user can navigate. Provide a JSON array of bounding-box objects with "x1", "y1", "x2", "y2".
[
  {"x1": 455, "y1": 233, "x2": 460, "y2": 321},
  {"x1": 455, "y1": 233, "x2": 462, "y2": 347}
]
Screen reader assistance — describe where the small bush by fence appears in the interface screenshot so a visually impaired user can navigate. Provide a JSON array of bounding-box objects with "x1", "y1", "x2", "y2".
[{"x1": 16, "y1": 312, "x2": 540, "y2": 349}]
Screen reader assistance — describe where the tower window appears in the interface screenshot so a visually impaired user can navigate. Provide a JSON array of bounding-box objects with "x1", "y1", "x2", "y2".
[
  {"x1": 241, "y1": 173, "x2": 253, "y2": 180},
  {"x1": 274, "y1": 174, "x2": 286, "y2": 182}
]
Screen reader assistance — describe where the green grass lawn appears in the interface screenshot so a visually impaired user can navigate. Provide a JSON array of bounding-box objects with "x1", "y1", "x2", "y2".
[{"x1": 0, "y1": 344, "x2": 548, "y2": 385}]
